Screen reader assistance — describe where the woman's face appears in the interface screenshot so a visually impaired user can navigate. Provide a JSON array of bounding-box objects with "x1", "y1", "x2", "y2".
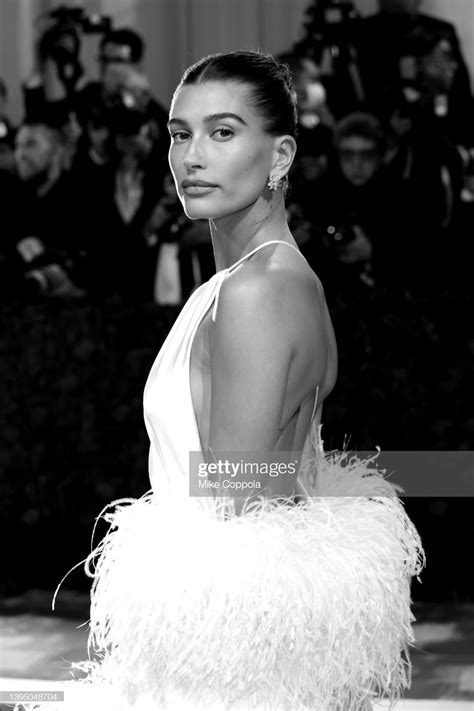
[{"x1": 168, "y1": 81, "x2": 276, "y2": 221}]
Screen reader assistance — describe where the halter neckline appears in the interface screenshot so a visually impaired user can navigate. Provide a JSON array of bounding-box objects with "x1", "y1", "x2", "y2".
[{"x1": 216, "y1": 240, "x2": 305, "y2": 275}]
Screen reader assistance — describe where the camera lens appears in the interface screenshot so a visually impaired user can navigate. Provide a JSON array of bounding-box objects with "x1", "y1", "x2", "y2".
[{"x1": 24, "y1": 264, "x2": 68, "y2": 295}]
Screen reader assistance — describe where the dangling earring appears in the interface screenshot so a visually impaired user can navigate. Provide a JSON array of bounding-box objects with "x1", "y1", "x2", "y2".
[{"x1": 267, "y1": 172, "x2": 283, "y2": 191}]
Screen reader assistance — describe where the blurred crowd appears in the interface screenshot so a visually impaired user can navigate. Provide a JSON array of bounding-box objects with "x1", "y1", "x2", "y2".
[
  {"x1": 0, "y1": 0, "x2": 473, "y2": 309},
  {"x1": 1, "y1": 0, "x2": 473, "y2": 601}
]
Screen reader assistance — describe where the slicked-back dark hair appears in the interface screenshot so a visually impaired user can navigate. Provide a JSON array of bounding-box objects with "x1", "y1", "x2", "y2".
[{"x1": 176, "y1": 50, "x2": 298, "y2": 139}]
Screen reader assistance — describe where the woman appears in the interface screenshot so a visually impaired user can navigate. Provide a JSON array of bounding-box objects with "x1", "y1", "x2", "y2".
[
  {"x1": 150, "y1": 50, "x2": 337, "y2": 506},
  {"x1": 40, "y1": 51, "x2": 423, "y2": 711}
]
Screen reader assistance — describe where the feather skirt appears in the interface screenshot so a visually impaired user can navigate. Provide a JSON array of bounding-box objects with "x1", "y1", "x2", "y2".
[{"x1": 18, "y1": 438, "x2": 425, "y2": 711}]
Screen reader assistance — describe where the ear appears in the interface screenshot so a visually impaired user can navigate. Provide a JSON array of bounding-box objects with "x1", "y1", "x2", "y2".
[{"x1": 271, "y1": 135, "x2": 297, "y2": 178}]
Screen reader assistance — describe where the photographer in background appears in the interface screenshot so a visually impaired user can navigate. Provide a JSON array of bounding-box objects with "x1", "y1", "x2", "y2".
[
  {"x1": 294, "y1": 0, "x2": 366, "y2": 118},
  {"x1": 80, "y1": 103, "x2": 167, "y2": 303},
  {"x1": 23, "y1": 9, "x2": 169, "y2": 163},
  {"x1": 385, "y1": 27, "x2": 469, "y2": 294},
  {"x1": 72, "y1": 66, "x2": 161, "y2": 185},
  {"x1": 74, "y1": 27, "x2": 168, "y2": 152},
  {"x1": 278, "y1": 52, "x2": 334, "y2": 234},
  {"x1": 290, "y1": 112, "x2": 409, "y2": 304},
  {"x1": 4, "y1": 104, "x2": 87, "y2": 301},
  {"x1": 356, "y1": 0, "x2": 474, "y2": 148},
  {"x1": 144, "y1": 171, "x2": 215, "y2": 304},
  {"x1": 278, "y1": 52, "x2": 335, "y2": 131}
]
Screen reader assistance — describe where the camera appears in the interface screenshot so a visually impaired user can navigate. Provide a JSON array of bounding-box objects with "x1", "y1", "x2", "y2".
[
  {"x1": 39, "y1": 6, "x2": 112, "y2": 57},
  {"x1": 24, "y1": 262, "x2": 72, "y2": 296},
  {"x1": 319, "y1": 0, "x2": 358, "y2": 26},
  {"x1": 295, "y1": 0, "x2": 365, "y2": 109},
  {"x1": 37, "y1": 6, "x2": 112, "y2": 88},
  {"x1": 24, "y1": 259, "x2": 86, "y2": 299},
  {"x1": 301, "y1": 0, "x2": 360, "y2": 50},
  {"x1": 105, "y1": 84, "x2": 152, "y2": 129},
  {"x1": 16, "y1": 240, "x2": 85, "y2": 299}
]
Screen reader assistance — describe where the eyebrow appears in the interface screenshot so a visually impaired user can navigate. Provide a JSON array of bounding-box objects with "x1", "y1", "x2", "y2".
[{"x1": 167, "y1": 112, "x2": 248, "y2": 129}]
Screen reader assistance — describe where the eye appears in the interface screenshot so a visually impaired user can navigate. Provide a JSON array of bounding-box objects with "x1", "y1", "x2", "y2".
[
  {"x1": 212, "y1": 127, "x2": 234, "y2": 141},
  {"x1": 170, "y1": 130, "x2": 190, "y2": 143}
]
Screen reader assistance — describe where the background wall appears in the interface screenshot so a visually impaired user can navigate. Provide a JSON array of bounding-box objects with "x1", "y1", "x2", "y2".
[{"x1": 0, "y1": 0, "x2": 473, "y2": 124}]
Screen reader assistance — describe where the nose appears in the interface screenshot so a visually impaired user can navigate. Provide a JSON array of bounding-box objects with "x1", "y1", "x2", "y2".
[
  {"x1": 346, "y1": 153, "x2": 363, "y2": 171},
  {"x1": 182, "y1": 137, "x2": 206, "y2": 170}
]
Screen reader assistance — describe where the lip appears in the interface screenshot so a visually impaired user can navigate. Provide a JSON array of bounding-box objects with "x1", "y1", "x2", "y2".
[
  {"x1": 182, "y1": 180, "x2": 218, "y2": 197},
  {"x1": 182, "y1": 179, "x2": 217, "y2": 189}
]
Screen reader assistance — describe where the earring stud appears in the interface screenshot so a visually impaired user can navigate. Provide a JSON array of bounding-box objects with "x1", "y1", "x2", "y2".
[{"x1": 268, "y1": 173, "x2": 283, "y2": 191}]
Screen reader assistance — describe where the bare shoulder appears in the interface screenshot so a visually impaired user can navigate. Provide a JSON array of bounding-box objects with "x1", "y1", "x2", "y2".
[
  {"x1": 214, "y1": 246, "x2": 325, "y2": 332},
  {"x1": 211, "y1": 266, "x2": 287, "y2": 359}
]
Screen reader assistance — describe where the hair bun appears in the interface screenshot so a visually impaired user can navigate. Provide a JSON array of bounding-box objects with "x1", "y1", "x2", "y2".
[
  {"x1": 275, "y1": 61, "x2": 293, "y2": 88},
  {"x1": 276, "y1": 60, "x2": 298, "y2": 114}
]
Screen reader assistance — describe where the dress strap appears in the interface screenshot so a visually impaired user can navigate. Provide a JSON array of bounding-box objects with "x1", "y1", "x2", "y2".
[
  {"x1": 211, "y1": 240, "x2": 307, "y2": 322},
  {"x1": 311, "y1": 385, "x2": 319, "y2": 422}
]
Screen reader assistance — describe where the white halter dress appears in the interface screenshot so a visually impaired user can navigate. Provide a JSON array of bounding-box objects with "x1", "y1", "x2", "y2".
[
  {"x1": 143, "y1": 239, "x2": 319, "y2": 510},
  {"x1": 29, "y1": 241, "x2": 424, "y2": 711}
]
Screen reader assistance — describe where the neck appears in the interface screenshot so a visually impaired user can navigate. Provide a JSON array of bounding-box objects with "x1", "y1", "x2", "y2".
[
  {"x1": 209, "y1": 193, "x2": 294, "y2": 271},
  {"x1": 119, "y1": 155, "x2": 141, "y2": 174}
]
